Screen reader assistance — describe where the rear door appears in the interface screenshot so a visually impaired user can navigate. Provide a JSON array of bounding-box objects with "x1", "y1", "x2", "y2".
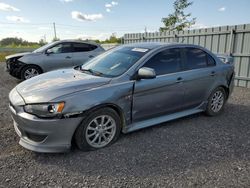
[
  {"x1": 71, "y1": 43, "x2": 101, "y2": 66},
  {"x1": 132, "y1": 48, "x2": 185, "y2": 122},
  {"x1": 181, "y1": 47, "x2": 218, "y2": 109},
  {"x1": 42, "y1": 42, "x2": 74, "y2": 71}
]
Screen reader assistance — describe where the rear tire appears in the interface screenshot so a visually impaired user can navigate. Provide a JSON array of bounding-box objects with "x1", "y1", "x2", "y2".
[
  {"x1": 74, "y1": 108, "x2": 122, "y2": 151},
  {"x1": 21, "y1": 65, "x2": 42, "y2": 80},
  {"x1": 205, "y1": 87, "x2": 226, "y2": 116}
]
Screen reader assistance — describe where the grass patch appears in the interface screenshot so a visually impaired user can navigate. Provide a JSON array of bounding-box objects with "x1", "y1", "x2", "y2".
[
  {"x1": 0, "y1": 46, "x2": 38, "y2": 62},
  {"x1": 0, "y1": 52, "x2": 14, "y2": 62}
]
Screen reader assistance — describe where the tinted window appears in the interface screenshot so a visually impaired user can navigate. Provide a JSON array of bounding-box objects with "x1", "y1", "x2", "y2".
[
  {"x1": 49, "y1": 43, "x2": 73, "y2": 54},
  {"x1": 73, "y1": 43, "x2": 97, "y2": 52},
  {"x1": 185, "y1": 48, "x2": 208, "y2": 69},
  {"x1": 143, "y1": 48, "x2": 181, "y2": 75},
  {"x1": 207, "y1": 54, "x2": 216, "y2": 66}
]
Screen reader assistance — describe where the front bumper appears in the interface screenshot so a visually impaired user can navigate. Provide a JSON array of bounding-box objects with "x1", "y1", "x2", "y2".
[
  {"x1": 9, "y1": 104, "x2": 83, "y2": 153},
  {"x1": 6, "y1": 59, "x2": 25, "y2": 78}
]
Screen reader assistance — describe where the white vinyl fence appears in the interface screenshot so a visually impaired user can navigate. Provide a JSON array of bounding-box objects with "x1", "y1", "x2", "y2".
[{"x1": 124, "y1": 24, "x2": 250, "y2": 88}]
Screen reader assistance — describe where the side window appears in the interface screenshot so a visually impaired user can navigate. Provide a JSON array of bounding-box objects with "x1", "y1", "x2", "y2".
[
  {"x1": 185, "y1": 48, "x2": 207, "y2": 69},
  {"x1": 73, "y1": 43, "x2": 97, "y2": 52},
  {"x1": 49, "y1": 43, "x2": 73, "y2": 54},
  {"x1": 143, "y1": 48, "x2": 182, "y2": 76},
  {"x1": 207, "y1": 54, "x2": 216, "y2": 66}
]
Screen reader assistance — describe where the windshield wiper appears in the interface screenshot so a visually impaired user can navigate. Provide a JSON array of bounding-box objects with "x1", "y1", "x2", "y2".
[
  {"x1": 80, "y1": 68, "x2": 94, "y2": 74},
  {"x1": 80, "y1": 68, "x2": 104, "y2": 76}
]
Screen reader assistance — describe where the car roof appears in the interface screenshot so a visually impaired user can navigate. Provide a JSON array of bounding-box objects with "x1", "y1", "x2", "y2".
[
  {"x1": 123, "y1": 42, "x2": 204, "y2": 50},
  {"x1": 55, "y1": 39, "x2": 100, "y2": 46}
]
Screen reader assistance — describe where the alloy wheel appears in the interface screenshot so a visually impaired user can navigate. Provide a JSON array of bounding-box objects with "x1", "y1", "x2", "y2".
[
  {"x1": 211, "y1": 90, "x2": 224, "y2": 112},
  {"x1": 85, "y1": 115, "x2": 116, "y2": 148},
  {"x1": 24, "y1": 68, "x2": 39, "y2": 79}
]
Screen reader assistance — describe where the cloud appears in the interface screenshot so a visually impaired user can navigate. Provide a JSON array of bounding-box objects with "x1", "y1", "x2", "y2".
[
  {"x1": 60, "y1": 0, "x2": 74, "y2": 2},
  {"x1": 218, "y1": 7, "x2": 226, "y2": 12},
  {"x1": 0, "y1": 2, "x2": 20, "y2": 11},
  {"x1": 71, "y1": 11, "x2": 103, "y2": 21},
  {"x1": 105, "y1": 1, "x2": 118, "y2": 13},
  {"x1": 6, "y1": 16, "x2": 30, "y2": 23},
  {"x1": 111, "y1": 1, "x2": 118, "y2": 6},
  {"x1": 105, "y1": 3, "x2": 112, "y2": 8}
]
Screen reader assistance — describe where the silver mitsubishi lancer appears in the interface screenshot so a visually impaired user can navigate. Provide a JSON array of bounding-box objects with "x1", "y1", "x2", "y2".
[{"x1": 9, "y1": 43, "x2": 235, "y2": 153}]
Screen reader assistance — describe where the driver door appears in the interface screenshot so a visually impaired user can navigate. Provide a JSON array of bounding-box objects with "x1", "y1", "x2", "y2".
[
  {"x1": 42, "y1": 42, "x2": 74, "y2": 72},
  {"x1": 132, "y1": 48, "x2": 185, "y2": 122}
]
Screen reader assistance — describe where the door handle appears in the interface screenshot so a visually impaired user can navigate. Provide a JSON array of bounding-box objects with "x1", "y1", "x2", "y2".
[
  {"x1": 89, "y1": 55, "x2": 95, "y2": 58},
  {"x1": 65, "y1": 56, "x2": 72, "y2": 59},
  {"x1": 210, "y1": 71, "x2": 216, "y2": 76},
  {"x1": 176, "y1": 77, "x2": 184, "y2": 83}
]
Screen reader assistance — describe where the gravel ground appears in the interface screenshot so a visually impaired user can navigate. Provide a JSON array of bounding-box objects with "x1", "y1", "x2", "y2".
[{"x1": 0, "y1": 63, "x2": 250, "y2": 187}]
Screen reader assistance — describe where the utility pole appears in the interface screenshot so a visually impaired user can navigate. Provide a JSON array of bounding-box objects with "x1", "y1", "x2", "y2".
[{"x1": 53, "y1": 22, "x2": 57, "y2": 40}]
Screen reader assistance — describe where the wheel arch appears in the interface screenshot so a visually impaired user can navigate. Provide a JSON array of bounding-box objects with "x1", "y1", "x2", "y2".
[
  {"x1": 71, "y1": 103, "x2": 126, "y2": 145},
  {"x1": 83, "y1": 103, "x2": 126, "y2": 127},
  {"x1": 71, "y1": 103, "x2": 125, "y2": 149},
  {"x1": 220, "y1": 85, "x2": 229, "y2": 99}
]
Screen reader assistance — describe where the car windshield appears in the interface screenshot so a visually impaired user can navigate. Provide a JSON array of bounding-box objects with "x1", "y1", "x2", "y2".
[
  {"x1": 33, "y1": 41, "x2": 58, "y2": 53},
  {"x1": 81, "y1": 46, "x2": 150, "y2": 78}
]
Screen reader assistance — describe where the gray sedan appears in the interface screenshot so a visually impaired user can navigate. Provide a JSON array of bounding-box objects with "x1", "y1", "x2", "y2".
[
  {"x1": 5, "y1": 40, "x2": 105, "y2": 80},
  {"x1": 9, "y1": 43, "x2": 235, "y2": 153}
]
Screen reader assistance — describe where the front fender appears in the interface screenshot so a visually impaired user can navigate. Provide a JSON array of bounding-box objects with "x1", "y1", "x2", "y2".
[{"x1": 52, "y1": 81, "x2": 135, "y2": 126}]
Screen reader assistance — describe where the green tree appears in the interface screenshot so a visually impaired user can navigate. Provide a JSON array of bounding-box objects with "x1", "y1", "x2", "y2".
[
  {"x1": 160, "y1": 0, "x2": 196, "y2": 32},
  {"x1": 39, "y1": 39, "x2": 47, "y2": 46},
  {"x1": 0, "y1": 37, "x2": 39, "y2": 47},
  {"x1": 104, "y1": 33, "x2": 122, "y2": 44}
]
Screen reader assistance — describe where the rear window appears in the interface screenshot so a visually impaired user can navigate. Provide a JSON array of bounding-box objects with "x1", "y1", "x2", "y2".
[
  {"x1": 185, "y1": 48, "x2": 216, "y2": 69},
  {"x1": 73, "y1": 43, "x2": 98, "y2": 52}
]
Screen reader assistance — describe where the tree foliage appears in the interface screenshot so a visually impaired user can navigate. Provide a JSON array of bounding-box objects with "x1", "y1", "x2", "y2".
[
  {"x1": 91, "y1": 33, "x2": 122, "y2": 44},
  {"x1": 160, "y1": 0, "x2": 196, "y2": 32},
  {"x1": 0, "y1": 37, "x2": 38, "y2": 46}
]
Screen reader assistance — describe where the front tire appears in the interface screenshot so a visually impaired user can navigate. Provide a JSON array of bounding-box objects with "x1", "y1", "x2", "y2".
[
  {"x1": 74, "y1": 108, "x2": 122, "y2": 151},
  {"x1": 21, "y1": 65, "x2": 42, "y2": 80},
  {"x1": 205, "y1": 87, "x2": 226, "y2": 116}
]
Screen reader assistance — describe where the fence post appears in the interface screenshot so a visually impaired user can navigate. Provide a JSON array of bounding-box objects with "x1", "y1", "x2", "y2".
[{"x1": 228, "y1": 29, "x2": 235, "y2": 56}]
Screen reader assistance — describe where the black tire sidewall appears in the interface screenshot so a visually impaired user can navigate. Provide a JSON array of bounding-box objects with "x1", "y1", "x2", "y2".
[
  {"x1": 75, "y1": 108, "x2": 122, "y2": 151},
  {"x1": 206, "y1": 87, "x2": 226, "y2": 116}
]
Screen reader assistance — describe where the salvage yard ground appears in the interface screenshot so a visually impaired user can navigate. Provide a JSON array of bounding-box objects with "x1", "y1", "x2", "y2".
[{"x1": 0, "y1": 62, "x2": 249, "y2": 187}]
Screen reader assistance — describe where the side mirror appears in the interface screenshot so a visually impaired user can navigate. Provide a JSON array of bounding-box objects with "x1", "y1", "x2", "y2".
[
  {"x1": 137, "y1": 67, "x2": 156, "y2": 80},
  {"x1": 45, "y1": 49, "x2": 53, "y2": 55}
]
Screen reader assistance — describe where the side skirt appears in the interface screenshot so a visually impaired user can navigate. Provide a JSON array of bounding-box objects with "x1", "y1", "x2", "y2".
[{"x1": 123, "y1": 102, "x2": 207, "y2": 133}]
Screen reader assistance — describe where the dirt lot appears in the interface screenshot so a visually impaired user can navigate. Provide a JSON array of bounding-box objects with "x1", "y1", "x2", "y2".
[{"x1": 0, "y1": 62, "x2": 250, "y2": 187}]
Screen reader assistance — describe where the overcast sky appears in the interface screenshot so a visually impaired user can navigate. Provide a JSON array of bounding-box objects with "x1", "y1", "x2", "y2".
[{"x1": 0, "y1": 0, "x2": 250, "y2": 42}]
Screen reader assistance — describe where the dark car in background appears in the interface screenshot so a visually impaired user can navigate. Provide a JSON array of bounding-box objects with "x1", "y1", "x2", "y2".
[
  {"x1": 9, "y1": 43, "x2": 235, "y2": 153},
  {"x1": 5, "y1": 40, "x2": 105, "y2": 80}
]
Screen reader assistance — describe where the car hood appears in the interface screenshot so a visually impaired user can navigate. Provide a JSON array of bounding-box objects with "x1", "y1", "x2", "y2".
[
  {"x1": 5, "y1": 52, "x2": 33, "y2": 60},
  {"x1": 16, "y1": 69, "x2": 111, "y2": 103}
]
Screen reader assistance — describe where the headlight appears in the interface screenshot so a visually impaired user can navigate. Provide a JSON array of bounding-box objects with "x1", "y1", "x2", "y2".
[{"x1": 24, "y1": 102, "x2": 65, "y2": 118}]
